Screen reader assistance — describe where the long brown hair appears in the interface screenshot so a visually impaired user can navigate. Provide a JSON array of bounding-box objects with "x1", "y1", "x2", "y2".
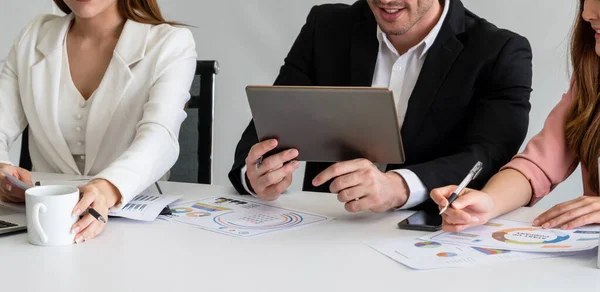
[
  {"x1": 53, "y1": 0, "x2": 181, "y2": 25},
  {"x1": 566, "y1": 0, "x2": 600, "y2": 191}
]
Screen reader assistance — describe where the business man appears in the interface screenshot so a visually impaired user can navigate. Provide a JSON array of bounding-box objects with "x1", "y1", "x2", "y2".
[{"x1": 229, "y1": 0, "x2": 532, "y2": 213}]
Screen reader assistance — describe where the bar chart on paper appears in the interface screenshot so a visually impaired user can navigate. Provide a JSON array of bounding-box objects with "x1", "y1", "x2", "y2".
[{"x1": 108, "y1": 191, "x2": 182, "y2": 221}]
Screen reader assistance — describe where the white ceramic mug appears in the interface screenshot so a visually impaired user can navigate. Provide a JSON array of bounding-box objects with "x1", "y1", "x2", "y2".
[{"x1": 25, "y1": 185, "x2": 80, "y2": 246}]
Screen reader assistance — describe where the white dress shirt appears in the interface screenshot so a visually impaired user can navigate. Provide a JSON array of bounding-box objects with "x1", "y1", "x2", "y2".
[
  {"x1": 374, "y1": 0, "x2": 450, "y2": 209},
  {"x1": 242, "y1": 0, "x2": 449, "y2": 209}
]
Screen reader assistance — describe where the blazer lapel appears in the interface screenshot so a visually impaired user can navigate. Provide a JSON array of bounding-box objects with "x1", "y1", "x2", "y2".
[
  {"x1": 400, "y1": 0, "x2": 465, "y2": 144},
  {"x1": 84, "y1": 20, "x2": 150, "y2": 174},
  {"x1": 31, "y1": 14, "x2": 80, "y2": 174},
  {"x1": 350, "y1": 9, "x2": 379, "y2": 86}
]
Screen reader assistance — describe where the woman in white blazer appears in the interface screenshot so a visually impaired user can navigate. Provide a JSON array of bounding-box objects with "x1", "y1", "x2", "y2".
[{"x1": 0, "y1": 0, "x2": 196, "y2": 242}]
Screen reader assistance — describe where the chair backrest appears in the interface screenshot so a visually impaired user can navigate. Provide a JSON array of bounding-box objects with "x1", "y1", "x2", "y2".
[
  {"x1": 168, "y1": 60, "x2": 218, "y2": 184},
  {"x1": 19, "y1": 127, "x2": 32, "y2": 171},
  {"x1": 19, "y1": 60, "x2": 219, "y2": 184}
]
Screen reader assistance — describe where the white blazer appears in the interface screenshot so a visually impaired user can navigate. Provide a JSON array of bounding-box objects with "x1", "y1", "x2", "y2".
[{"x1": 0, "y1": 14, "x2": 197, "y2": 207}]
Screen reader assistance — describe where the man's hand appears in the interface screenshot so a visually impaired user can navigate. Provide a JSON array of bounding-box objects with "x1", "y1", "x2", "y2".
[
  {"x1": 245, "y1": 139, "x2": 300, "y2": 201},
  {"x1": 312, "y1": 159, "x2": 409, "y2": 212}
]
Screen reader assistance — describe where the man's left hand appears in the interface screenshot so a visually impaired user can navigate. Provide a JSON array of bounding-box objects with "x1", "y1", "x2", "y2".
[{"x1": 312, "y1": 159, "x2": 409, "y2": 213}]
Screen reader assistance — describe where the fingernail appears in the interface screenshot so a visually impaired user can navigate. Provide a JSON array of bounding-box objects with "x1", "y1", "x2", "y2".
[
  {"x1": 542, "y1": 223, "x2": 550, "y2": 229},
  {"x1": 470, "y1": 217, "x2": 480, "y2": 223},
  {"x1": 6, "y1": 184, "x2": 11, "y2": 192},
  {"x1": 75, "y1": 236, "x2": 83, "y2": 244},
  {"x1": 452, "y1": 202, "x2": 461, "y2": 209},
  {"x1": 73, "y1": 209, "x2": 81, "y2": 217},
  {"x1": 561, "y1": 225, "x2": 568, "y2": 230},
  {"x1": 533, "y1": 219, "x2": 539, "y2": 226},
  {"x1": 71, "y1": 226, "x2": 80, "y2": 234},
  {"x1": 291, "y1": 161, "x2": 299, "y2": 167}
]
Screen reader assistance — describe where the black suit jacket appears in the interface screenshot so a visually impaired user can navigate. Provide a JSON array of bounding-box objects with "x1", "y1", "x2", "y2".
[{"x1": 229, "y1": 0, "x2": 532, "y2": 211}]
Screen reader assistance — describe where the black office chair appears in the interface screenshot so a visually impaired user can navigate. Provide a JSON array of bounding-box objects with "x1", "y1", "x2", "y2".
[
  {"x1": 169, "y1": 60, "x2": 218, "y2": 184},
  {"x1": 19, "y1": 60, "x2": 219, "y2": 185},
  {"x1": 19, "y1": 127, "x2": 32, "y2": 171}
]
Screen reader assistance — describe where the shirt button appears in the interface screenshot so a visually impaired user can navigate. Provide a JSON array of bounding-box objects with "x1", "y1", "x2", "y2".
[
  {"x1": 77, "y1": 141, "x2": 84, "y2": 147},
  {"x1": 75, "y1": 127, "x2": 82, "y2": 132},
  {"x1": 76, "y1": 113, "x2": 83, "y2": 120},
  {"x1": 80, "y1": 155, "x2": 86, "y2": 160},
  {"x1": 79, "y1": 101, "x2": 87, "y2": 108}
]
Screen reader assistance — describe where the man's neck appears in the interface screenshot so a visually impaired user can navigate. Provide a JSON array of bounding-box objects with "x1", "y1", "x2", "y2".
[{"x1": 387, "y1": 0, "x2": 443, "y2": 55}]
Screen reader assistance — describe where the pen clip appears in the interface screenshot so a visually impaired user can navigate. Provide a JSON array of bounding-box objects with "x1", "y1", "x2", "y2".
[{"x1": 471, "y1": 161, "x2": 484, "y2": 180}]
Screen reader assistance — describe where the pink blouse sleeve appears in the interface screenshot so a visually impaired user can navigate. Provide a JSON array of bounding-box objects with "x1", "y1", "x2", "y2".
[{"x1": 501, "y1": 87, "x2": 579, "y2": 205}]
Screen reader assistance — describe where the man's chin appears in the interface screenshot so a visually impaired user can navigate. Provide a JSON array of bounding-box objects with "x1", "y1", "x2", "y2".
[{"x1": 380, "y1": 25, "x2": 409, "y2": 36}]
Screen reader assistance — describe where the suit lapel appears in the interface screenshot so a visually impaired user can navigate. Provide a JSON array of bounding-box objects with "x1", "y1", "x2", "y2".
[
  {"x1": 304, "y1": 4, "x2": 379, "y2": 191},
  {"x1": 350, "y1": 9, "x2": 379, "y2": 86},
  {"x1": 31, "y1": 14, "x2": 80, "y2": 174},
  {"x1": 400, "y1": 0, "x2": 465, "y2": 145},
  {"x1": 84, "y1": 20, "x2": 150, "y2": 174}
]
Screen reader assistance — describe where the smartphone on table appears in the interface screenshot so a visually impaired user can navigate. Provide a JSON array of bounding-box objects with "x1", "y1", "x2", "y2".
[{"x1": 397, "y1": 210, "x2": 442, "y2": 232}]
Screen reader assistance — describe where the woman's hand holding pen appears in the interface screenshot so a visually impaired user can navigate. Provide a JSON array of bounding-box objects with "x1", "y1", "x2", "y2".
[
  {"x1": 71, "y1": 179, "x2": 121, "y2": 243},
  {"x1": 430, "y1": 186, "x2": 495, "y2": 232}
]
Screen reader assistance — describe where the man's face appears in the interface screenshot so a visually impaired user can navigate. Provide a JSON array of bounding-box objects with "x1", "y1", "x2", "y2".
[{"x1": 367, "y1": 0, "x2": 435, "y2": 35}]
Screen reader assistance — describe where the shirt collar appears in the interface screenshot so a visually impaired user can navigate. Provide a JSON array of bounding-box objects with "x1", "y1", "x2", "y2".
[{"x1": 376, "y1": 0, "x2": 450, "y2": 59}]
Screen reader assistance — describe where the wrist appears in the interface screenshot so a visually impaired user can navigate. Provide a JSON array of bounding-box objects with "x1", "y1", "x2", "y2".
[
  {"x1": 244, "y1": 172, "x2": 256, "y2": 194},
  {"x1": 385, "y1": 172, "x2": 409, "y2": 208},
  {"x1": 89, "y1": 179, "x2": 122, "y2": 207}
]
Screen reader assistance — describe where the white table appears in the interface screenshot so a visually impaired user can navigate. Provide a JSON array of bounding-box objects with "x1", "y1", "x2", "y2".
[{"x1": 1, "y1": 173, "x2": 599, "y2": 292}]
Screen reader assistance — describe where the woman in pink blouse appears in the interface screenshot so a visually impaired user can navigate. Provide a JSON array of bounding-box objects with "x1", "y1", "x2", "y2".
[{"x1": 431, "y1": 0, "x2": 600, "y2": 232}]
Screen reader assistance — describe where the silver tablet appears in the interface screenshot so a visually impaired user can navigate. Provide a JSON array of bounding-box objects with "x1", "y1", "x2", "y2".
[{"x1": 246, "y1": 86, "x2": 405, "y2": 164}]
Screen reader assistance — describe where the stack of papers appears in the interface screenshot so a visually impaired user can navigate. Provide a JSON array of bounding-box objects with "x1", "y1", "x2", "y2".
[
  {"x1": 420, "y1": 219, "x2": 600, "y2": 252},
  {"x1": 110, "y1": 192, "x2": 181, "y2": 221},
  {"x1": 367, "y1": 219, "x2": 600, "y2": 270}
]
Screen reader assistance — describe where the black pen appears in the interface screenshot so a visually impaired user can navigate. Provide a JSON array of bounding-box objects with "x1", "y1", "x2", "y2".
[
  {"x1": 439, "y1": 161, "x2": 484, "y2": 215},
  {"x1": 88, "y1": 207, "x2": 107, "y2": 223},
  {"x1": 155, "y1": 182, "x2": 163, "y2": 195}
]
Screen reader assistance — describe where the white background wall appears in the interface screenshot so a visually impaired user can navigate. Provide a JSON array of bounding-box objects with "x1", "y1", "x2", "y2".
[{"x1": 0, "y1": 0, "x2": 581, "y2": 209}]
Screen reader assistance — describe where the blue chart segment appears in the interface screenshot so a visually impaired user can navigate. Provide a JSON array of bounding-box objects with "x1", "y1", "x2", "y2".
[{"x1": 213, "y1": 212, "x2": 305, "y2": 230}]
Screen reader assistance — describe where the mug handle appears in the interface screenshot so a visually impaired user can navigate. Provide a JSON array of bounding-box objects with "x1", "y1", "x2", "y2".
[{"x1": 32, "y1": 203, "x2": 48, "y2": 244}]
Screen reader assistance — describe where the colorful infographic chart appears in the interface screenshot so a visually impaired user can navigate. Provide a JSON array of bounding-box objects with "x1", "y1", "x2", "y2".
[
  {"x1": 160, "y1": 196, "x2": 330, "y2": 238},
  {"x1": 420, "y1": 219, "x2": 600, "y2": 253},
  {"x1": 366, "y1": 238, "x2": 573, "y2": 270}
]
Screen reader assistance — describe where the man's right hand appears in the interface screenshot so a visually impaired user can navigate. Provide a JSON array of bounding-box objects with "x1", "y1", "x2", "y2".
[
  {"x1": 245, "y1": 139, "x2": 300, "y2": 201},
  {"x1": 0, "y1": 163, "x2": 32, "y2": 203}
]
